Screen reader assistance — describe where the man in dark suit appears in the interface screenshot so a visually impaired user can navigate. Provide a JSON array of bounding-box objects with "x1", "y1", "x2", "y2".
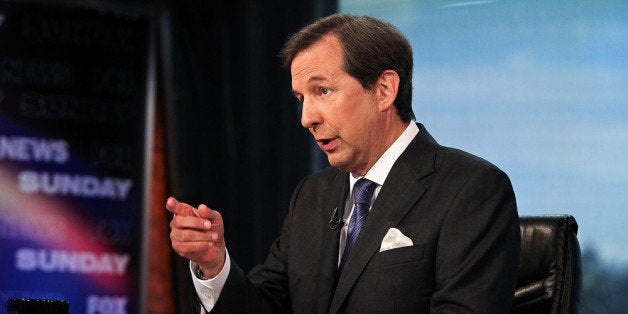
[{"x1": 167, "y1": 14, "x2": 520, "y2": 313}]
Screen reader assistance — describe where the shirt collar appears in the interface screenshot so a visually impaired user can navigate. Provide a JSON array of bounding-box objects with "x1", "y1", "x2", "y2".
[{"x1": 349, "y1": 121, "x2": 419, "y2": 188}]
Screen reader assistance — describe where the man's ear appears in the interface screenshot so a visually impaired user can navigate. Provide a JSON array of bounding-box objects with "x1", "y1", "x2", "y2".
[{"x1": 376, "y1": 70, "x2": 400, "y2": 112}]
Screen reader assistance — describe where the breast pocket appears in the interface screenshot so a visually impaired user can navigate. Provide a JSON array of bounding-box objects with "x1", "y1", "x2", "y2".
[{"x1": 368, "y1": 244, "x2": 426, "y2": 269}]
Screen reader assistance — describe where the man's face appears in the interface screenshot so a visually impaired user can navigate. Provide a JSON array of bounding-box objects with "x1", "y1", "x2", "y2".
[{"x1": 290, "y1": 35, "x2": 384, "y2": 175}]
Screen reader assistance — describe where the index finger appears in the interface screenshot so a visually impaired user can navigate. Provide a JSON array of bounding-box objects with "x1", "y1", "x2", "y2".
[{"x1": 166, "y1": 197, "x2": 199, "y2": 217}]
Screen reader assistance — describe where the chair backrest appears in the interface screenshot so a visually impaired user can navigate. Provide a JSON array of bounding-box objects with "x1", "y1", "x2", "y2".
[{"x1": 512, "y1": 215, "x2": 582, "y2": 314}]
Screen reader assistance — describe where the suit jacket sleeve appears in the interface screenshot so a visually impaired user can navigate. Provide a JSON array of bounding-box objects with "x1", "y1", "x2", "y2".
[
  {"x1": 430, "y1": 165, "x2": 520, "y2": 313},
  {"x1": 206, "y1": 177, "x2": 309, "y2": 313}
]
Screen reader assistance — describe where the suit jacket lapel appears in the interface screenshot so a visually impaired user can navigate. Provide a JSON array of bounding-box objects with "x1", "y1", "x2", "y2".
[
  {"x1": 329, "y1": 124, "x2": 438, "y2": 313},
  {"x1": 316, "y1": 171, "x2": 348, "y2": 313}
]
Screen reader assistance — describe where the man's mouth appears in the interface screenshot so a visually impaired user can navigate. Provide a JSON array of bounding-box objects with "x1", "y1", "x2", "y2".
[{"x1": 317, "y1": 137, "x2": 338, "y2": 151}]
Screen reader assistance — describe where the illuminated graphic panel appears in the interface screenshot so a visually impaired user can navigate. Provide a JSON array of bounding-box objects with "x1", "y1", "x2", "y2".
[{"x1": 0, "y1": 2, "x2": 152, "y2": 313}]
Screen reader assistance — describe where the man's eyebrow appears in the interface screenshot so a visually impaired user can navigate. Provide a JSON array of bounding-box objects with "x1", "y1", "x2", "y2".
[
  {"x1": 290, "y1": 74, "x2": 330, "y2": 97},
  {"x1": 308, "y1": 75, "x2": 327, "y2": 83},
  {"x1": 291, "y1": 75, "x2": 327, "y2": 93}
]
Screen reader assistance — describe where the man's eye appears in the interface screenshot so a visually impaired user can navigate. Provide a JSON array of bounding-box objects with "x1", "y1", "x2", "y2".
[{"x1": 321, "y1": 87, "x2": 330, "y2": 95}]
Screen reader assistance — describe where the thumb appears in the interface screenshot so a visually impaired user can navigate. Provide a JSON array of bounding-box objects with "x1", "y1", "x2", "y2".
[{"x1": 197, "y1": 204, "x2": 223, "y2": 224}]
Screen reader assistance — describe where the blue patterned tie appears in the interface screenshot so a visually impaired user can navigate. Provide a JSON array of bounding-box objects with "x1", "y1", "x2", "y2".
[{"x1": 339, "y1": 178, "x2": 378, "y2": 270}]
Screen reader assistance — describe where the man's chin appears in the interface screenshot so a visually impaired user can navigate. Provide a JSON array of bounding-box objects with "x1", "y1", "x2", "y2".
[
  {"x1": 327, "y1": 157, "x2": 350, "y2": 173},
  {"x1": 326, "y1": 156, "x2": 341, "y2": 169}
]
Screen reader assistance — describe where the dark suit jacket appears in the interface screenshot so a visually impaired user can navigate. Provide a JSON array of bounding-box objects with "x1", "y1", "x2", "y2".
[{"x1": 203, "y1": 124, "x2": 520, "y2": 313}]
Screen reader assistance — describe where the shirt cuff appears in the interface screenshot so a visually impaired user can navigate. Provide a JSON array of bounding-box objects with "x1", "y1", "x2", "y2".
[{"x1": 190, "y1": 249, "x2": 231, "y2": 311}]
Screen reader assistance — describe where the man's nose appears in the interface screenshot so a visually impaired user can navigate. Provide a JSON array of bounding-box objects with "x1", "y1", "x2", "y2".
[{"x1": 300, "y1": 98, "x2": 322, "y2": 129}]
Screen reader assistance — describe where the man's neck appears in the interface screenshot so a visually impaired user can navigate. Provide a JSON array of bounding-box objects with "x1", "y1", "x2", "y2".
[{"x1": 351, "y1": 121, "x2": 418, "y2": 183}]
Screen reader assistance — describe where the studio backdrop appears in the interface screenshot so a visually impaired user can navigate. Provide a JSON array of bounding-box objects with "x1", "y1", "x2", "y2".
[
  {"x1": 159, "y1": 0, "x2": 335, "y2": 310},
  {"x1": 0, "y1": 1, "x2": 156, "y2": 313}
]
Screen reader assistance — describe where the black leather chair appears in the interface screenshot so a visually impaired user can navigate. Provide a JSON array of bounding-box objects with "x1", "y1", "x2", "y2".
[{"x1": 512, "y1": 215, "x2": 582, "y2": 314}]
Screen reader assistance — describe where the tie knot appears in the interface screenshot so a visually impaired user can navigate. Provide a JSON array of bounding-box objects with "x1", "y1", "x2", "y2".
[{"x1": 353, "y1": 178, "x2": 378, "y2": 206}]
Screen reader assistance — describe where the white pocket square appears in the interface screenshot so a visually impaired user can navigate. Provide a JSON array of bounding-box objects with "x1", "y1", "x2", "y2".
[{"x1": 379, "y1": 227, "x2": 413, "y2": 252}]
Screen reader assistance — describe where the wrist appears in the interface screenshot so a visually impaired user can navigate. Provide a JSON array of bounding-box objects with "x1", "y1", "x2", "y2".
[
  {"x1": 194, "y1": 264, "x2": 210, "y2": 280},
  {"x1": 198, "y1": 251, "x2": 226, "y2": 279}
]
